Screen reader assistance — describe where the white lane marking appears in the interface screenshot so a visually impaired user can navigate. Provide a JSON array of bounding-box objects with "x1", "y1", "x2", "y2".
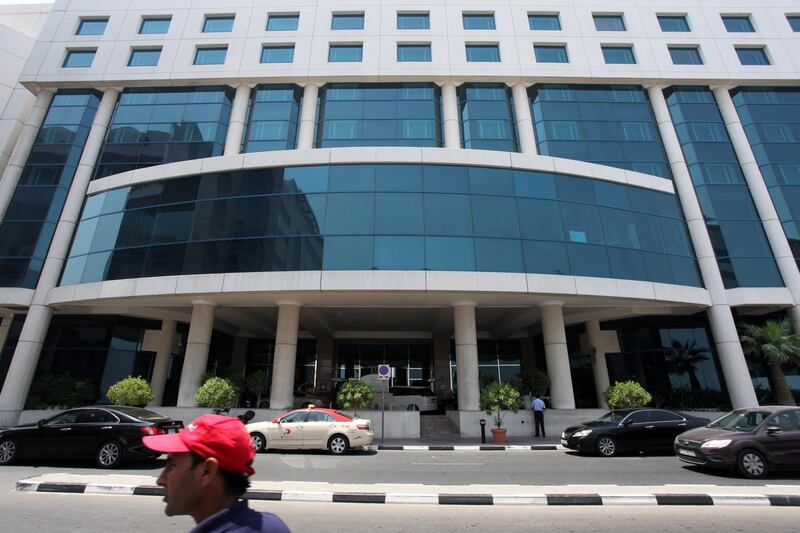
[
  {"x1": 281, "y1": 491, "x2": 333, "y2": 502},
  {"x1": 492, "y1": 495, "x2": 548, "y2": 505},
  {"x1": 385, "y1": 493, "x2": 439, "y2": 504},
  {"x1": 411, "y1": 462, "x2": 484, "y2": 466},
  {"x1": 600, "y1": 494, "x2": 658, "y2": 505},
  {"x1": 711, "y1": 495, "x2": 771, "y2": 506},
  {"x1": 84, "y1": 484, "x2": 135, "y2": 496}
]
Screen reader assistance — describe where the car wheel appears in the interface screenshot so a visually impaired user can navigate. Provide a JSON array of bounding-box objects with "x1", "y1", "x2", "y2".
[
  {"x1": 596, "y1": 436, "x2": 617, "y2": 457},
  {"x1": 96, "y1": 440, "x2": 123, "y2": 468},
  {"x1": 0, "y1": 439, "x2": 17, "y2": 465},
  {"x1": 250, "y1": 432, "x2": 267, "y2": 453},
  {"x1": 328, "y1": 434, "x2": 349, "y2": 455},
  {"x1": 738, "y1": 449, "x2": 768, "y2": 479}
]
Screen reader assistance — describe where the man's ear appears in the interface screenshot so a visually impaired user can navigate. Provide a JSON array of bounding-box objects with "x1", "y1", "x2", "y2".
[{"x1": 197, "y1": 457, "x2": 221, "y2": 487}]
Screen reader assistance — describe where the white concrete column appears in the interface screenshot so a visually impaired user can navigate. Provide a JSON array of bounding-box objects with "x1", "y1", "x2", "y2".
[
  {"x1": 540, "y1": 303, "x2": 575, "y2": 409},
  {"x1": 0, "y1": 88, "x2": 36, "y2": 178},
  {"x1": 648, "y1": 86, "x2": 758, "y2": 408},
  {"x1": 0, "y1": 89, "x2": 54, "y2": 224},
  {"x1": 441, "y1": 82, "x2": 461, "y2": 149},
  {"x1": 453, "y1": 303, "x2": 480, "y2": 411},
  {"x1": 296, "y1": 83, "x2": 320, "y2": 149},
  {"x1": 223, "y1": 84, "x2": 251, "y2": 156},
  {"x1": 584, "y1": 321, "x2": 614, "y2": 408},
  {"x1": 269, "y1": 303, "x2": 301, "y2": 410},
  {"x1": 177, "y1": 303, "x2": 216, "y2": 407},
  {"x1": 510, "y1": 83, "x2": 537, "y2": 154},
  {"x1": 0, "y1": 88, "x2": 120, "y2": 426},
  {"x1": 149, "y1": 319, "x2": 176, "y2": 407},
  {"x1": 0, "y1": 313, "x2": 14, "y2": 356},
  {"x1": 713, "y1": 87, "x2": 800, "y2": 331}
]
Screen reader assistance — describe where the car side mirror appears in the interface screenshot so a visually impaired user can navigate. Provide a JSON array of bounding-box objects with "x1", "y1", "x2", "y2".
[
  {"x1": 766, "y1": 426, "x2": 783, "y2": 436},
  {"x1": 622, "y1": 419, "x2": 633, "y2": 427},
  {"x1": 37, "y1": 419, "x2": 47, "y2": 427}
]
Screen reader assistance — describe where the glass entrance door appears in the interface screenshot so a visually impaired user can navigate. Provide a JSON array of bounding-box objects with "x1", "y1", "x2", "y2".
[{"x1": 334, "y1": 341, "x2": 432, "y2": 387}]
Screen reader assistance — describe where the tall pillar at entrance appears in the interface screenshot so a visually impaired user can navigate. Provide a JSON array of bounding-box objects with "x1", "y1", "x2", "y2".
[
  {"x1": 441, "y1": 82, "x2": 461, "y2": 149},
  {"x1": 583, "y1": 321, "x2": 616, "y2": 408},
  {"x1": 149, "y1": 320, "x2": 176, "y2": 407},
  {"x1": 223, "y1": 84, "x2": 251, "y2": 156},
  {"x1": 270, "y1": 303, "x2": 301, "y2": 410},
  {"x1": 0, "y1": 313, "x2": 14, "y2": 356},
  {"x1": 0, "y1": 88, "x2": 119, "y2": 426},
  {"x1": 315, "y1": 336, "x2": 334, "y2": 396},
  {"x1": 540, "y1": 303, "x2": 575, "y2": 409},
  {"x1": 510, "y1": 83, "x2": 537, "y2": 154},
  {"x1": 453, "y1": 303, "x2": 479, "y2": 411},
  {"x1": 296, "y1": 84, "x2": 320, "y2": 150},
  {"x1": 177, "y1": 304, "x2": 216, "y2": 407},
  {"x1": 0, "y1": 90, "x2": 54, "y2": 224},
  {"x1": 433, "y1": 334, "x2": 452, "y2": 400},
  {"x1": 648, "y1": 86, "x2": 758, "y2": 408}
]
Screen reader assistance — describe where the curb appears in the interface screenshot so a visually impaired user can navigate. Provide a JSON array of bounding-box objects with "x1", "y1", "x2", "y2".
[
  {"x1": 16, "y1": 480, "x2": 800, "y2": 507},
  {"x1": 365, "y1": 444, "x2": 560, "y2": 451}
]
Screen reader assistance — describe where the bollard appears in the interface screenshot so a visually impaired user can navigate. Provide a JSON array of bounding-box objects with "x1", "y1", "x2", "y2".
[{"x1": 479, "y1": 418, "x2": 486, "y2": 444}]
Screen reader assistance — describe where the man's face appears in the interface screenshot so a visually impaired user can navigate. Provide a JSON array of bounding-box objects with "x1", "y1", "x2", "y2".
[{"x1": 157, "y1": 452, "x2": 204, "y2": 516}]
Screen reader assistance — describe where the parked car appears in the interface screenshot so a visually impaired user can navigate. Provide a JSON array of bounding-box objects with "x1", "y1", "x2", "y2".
[
  {"x1": 247, "y1": 406, "x2": 373, "y2": 455},
  {"x1": 675, "y1": 406, "x2": 800, "y2": 479},
  {"x1": 389, "y1": 386, "x2": 438, "y2": 412},
  {"x1": 561, "y1": 408, "x2": 709, "y2": 457},
  {"x1": 0, "y1": 406, "x2": 183, "y2": 468}
]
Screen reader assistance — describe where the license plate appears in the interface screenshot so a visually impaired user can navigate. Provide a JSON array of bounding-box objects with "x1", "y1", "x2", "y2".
[
  {"x1": 678, "y1": 448, "x2": 696, "y2": 457},
  {"x1": 166, "y1": 427, "x2": 178, "y2": 434},
  {"x1": 560, "y1": 439, "x2": 568, "y2": 446}
]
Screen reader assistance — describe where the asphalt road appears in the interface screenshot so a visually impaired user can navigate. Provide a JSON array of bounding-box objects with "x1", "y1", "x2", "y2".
[
  {"x1": 1, "y1": 492, "x2": 799, "y2": 533},
  {"x1": 2, "y1": 449, "x2": 799, "y2": 488}
]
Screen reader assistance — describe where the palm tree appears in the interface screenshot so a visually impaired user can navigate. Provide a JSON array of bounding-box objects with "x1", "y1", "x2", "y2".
[
  {"x1": 740, "y1": 319, "x2": 800, "y2": 406},
  {"x1": 664, "y1": 340, "x2": 708, "y2": 391}
]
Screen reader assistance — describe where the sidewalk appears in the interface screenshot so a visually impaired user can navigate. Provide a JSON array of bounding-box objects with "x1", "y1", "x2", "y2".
[{"x1": 367, "y1": 436, "x2": 561, "y2": 450}]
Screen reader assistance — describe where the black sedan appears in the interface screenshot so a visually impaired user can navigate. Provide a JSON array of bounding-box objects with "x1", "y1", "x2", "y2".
[
  {"x1": 561, "y1": 408, "x2": 709, "y2": 457},
  {"x1": 0, "y1": 406, "x2": 182, "y2": 468}
]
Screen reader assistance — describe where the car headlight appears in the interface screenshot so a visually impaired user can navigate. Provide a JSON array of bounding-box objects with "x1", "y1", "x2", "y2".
[
  {"x1": 572, "y1": 429, "x2": 592, "y2": 438},
  {"x1": 700, "y1": 439, "x2": 732, "y2": 449}
]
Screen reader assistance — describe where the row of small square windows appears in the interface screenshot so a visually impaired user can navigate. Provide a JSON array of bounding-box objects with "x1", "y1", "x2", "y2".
[
  {"x1": 75, "y1": 11, "x2": 800, "y2": 36},
  {"x1": 63, "y1": 42, "x2": 774, "y2": 68}
]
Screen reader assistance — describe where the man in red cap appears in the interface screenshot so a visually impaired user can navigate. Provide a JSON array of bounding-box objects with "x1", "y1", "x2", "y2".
[{"x1": 143, "y1": 414, "x2": 290, "y2": 532}]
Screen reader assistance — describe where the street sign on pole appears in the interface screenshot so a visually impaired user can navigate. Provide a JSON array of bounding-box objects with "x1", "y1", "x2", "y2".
[
  {"x1": 377, "y1": 364, "x2": 391, "y2": 380},
  {"x1": 377, "y1": 364, "x2": 391, "y2": 442}
]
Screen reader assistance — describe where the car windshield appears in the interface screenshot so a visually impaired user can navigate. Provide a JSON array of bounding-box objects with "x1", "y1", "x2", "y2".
[
  {"x1": 111, "y1": 406, "x2": 168, "y2": 421},
  {"x1": 708, "y1": 410, "x2": 770, "y2": 431},
  {"x1": 596, "y1": 411, "x2": 628, "y2": 423}
]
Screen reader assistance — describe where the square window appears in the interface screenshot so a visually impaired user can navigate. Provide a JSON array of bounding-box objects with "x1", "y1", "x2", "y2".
[
  {"x1": 668, "y1": 46, "x2": 703, "y2": 65},
  {"x1": 534, "y1": 44, "x2": 568, "y2": 63},
  {"x1": 593, "y1": 14, "x2": 626, "y2": 31},
  {"x1": 128, "y1": 48, "x2": 161, "y2": 67},
  {"x1": 463, "y1": 13, "x2": 495, "y2": 30},
  {"x1": 528, "y1": 14, "x2": 561, "y2": 31},
  {"x1": 76, "y1": 18, "x2": 108, "y2": 36},
  {"x1": 735, "y1": 46, "x2": 770, "y2": 65},
  {"x1": 194, "y1": 46, "x2": 228, "y2": 65},
  {"x1": 657, "y1": 15, "x2": 690, "y2": 32},
  {"x1": 328, "y1": 44, "x2": 362, "y2": 62},
  {"x1": 722, "y1": 15, "x2": 755, "y2": 32},
  {"x1": 466, "y1": 44, "x2": 500, "y2": 62},
  {"x1": 139, "y1": 17, "x2": 171, "y2": 34},
  {"x1": 397, "y1": 13, "x2": 429, "y2": 29},
  {"x1": 332, "y1": 13, "x2": 364, "y2": 30},
  {"x1": 601, "y1": 45, "x2": 636, "y2": 64},
  {"x1": 203, "y1": 15, "x2": 235, "y2": 33},
  {"x1": 261, "y1": 45, "x2": 294, "y2": 63},
  {"x1": 267, "y1": 14, "x2": 299, "y2": 31},
  {"x1": 62, "y1": 49, "x2": 96, "y2": 68},
  {"x1": 397, "y1": 44, "x2": 431, "y2": 62},
  {"x1": 788, "y1": 15, "x2": 800, "y2": 32}
]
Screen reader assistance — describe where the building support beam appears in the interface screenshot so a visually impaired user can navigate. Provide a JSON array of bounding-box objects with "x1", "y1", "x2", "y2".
[
  {"x1": 441, "y1": 82, "x2": 461, "y2": 150},
  {"x1": 223, "y1": 84, "x2": 251, "y2": 156},
  {"x1": 510, "y1": 83, "x2": 537, "y2": 154},
  {"x1": 541, "y1": 303, "x2": 576, "y2": 409},
  {"x1": 177, "y1": 303, "x2": 215, "y2": 407},
  {"x1": 583, "y1": 320, "x2": 617, "y2": 408},
  {"x1": 149, "y1": 319, "x2": 176, "y2": 407},
  {"x1": 453, "y1": 303, "x2": 479, "y2": 411},
  {"x1": 296, "y1": 84, "x2": 320, "y2": 150},
  {"x1": 269, "y1": 303, "x2": 301, "y2": 410}
]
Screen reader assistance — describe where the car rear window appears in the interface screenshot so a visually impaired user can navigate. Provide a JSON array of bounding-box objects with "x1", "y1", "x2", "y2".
[
  {"x1": 111, "y1": 406, "x2": 168, "y2": 421},
  {"x1": 334, "y1": 411, "x2": 353, "y2": 420}
]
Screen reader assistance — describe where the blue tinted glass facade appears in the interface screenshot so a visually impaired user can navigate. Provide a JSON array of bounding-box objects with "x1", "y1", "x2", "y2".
[
  {"x1": 529, "y1": 14, "x2": 561, "y2": 30},
  {"x1": 789, "y1": 16, "x2": 800, "y2": 32},
  {"x1": 63, "y1": 50, "x2": 95, "y2": 68},
  {"x1": 736, "y1": 47, "x2": 769, "y2": 66},
  {"x1": 465, "y1": 45, "x2": 500, "y2": 62},
  {"x1": 666, "y1": 86, "x2": 782, "y2": 288},
  {"x1": 397, "y1": 44, "x2": 431, "y2": 62},
  {"x1": 128, "y1": 48, "x2": 161, "y2": 67},
  {"x1": 194, "y1": 47, "x2": 227, "y2": 65},
  {"x1": 733, "y1": 87, "x2": 800, "y2": 270},
  {"x1": 459, "y1": 83, "x2": 517, "y2": 152},
  {"x1": 658, "y1": 15, "x2": 689, "y2": 32},
  {"x1": 94, "y1": 86, "x2": 233, "y2": 179},
  {"x1": 243, "y1": 84, "x2": 302, "y2": 153},
  {"x1": 139, "y1": 17, "x2": 171, "y2": 34},
  {"x1": 602, "y1": 46, "x2": 635, "y2": 64},
  {"x1": 397, "y1": 13, "x2": 429, "y2": 29},
  {"x1": 62, "y1": 164, "x2": 700, "y2": 286},
  {"x1": 267, "y1": 15, "x2": 299, "y2": 31},
  {"x1": 203, "y1": 16, "x2": 234, "y2": 33},
  {"x1": 594, "y1": 15, "x2": 626, "y2": 31},
  {"x1": 0, "y1": 90, "x2": 100, "y2": 288},
  {"x1": 463, "y1": 14, "x2": 495, "y2": 30},
  {"x1": 261, "y1": 45, "x2": 294, "y2": 63},
  {"x1": 76, "y1": 18, "x2": 107, "y2": 35},
  {"x1": 328, "y1": 45, "x2": 362, "y2": 62},
  {"x1": 530, "y1": 84, "x2": 672, "y2": 179},
  {"x1": 534, "y1": 45, "x2": 568, "y2": 63},
  {"x1": 722, "y1": 16, "x2": 755, "y2": 32},
  {"x1": 668, "y1": 47, "x2": 702, "y2": 65},
  {"x1": 332, "y1": 14, "x2": 364, "y2": 30},
  {"x1": 316, "y1": 83, "x2": 441, "y2": 148}
]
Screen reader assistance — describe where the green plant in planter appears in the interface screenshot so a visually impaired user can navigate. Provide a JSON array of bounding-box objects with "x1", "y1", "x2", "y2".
[
  {"x1": 604, "y1": 380, "x2": 652, "y2": 409},
  {"x1": 106, "y1": 376, "x2": 153, "y2": 407},
  {"x1": 336, "y1": 379, "x2": 374, "y2": 416},
  {"x1": 195, "y1": 377, "x2": 238, "y2": 413},
  {"x1": 246, "y1": 370, "x2": 270, "y2": 408},
  {"x1": 480, "y1": 381, "x2": 521, "y2": 429}
]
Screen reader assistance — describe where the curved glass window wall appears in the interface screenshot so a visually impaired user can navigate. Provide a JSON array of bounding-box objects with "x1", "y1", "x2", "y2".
[
  {"x1": 242, "y1": 84, "x2": 302, "y2": 153},
  {"x1": 459, "y1": 83, "x2": 518, "y2": 152},
  {"x1": 530, "y1": 84, "x2": 672, "y2": 179},
  {"x1": 315, "y1": 83, "x2": 441, "y2": 148},
  {"x1": 62, "y1": 164, "x2": 701, "y2": 287},
  {"x1": 666, "y1": 86, "x2": 782, "y2": 288},
  {"x1": 93, "y1": 86, "x2": 233, "y2": 179}
]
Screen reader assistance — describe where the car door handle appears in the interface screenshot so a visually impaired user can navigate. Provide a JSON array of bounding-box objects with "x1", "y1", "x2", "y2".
[
  {"x1": 60, "y1": 428, "x2": 72, "y2": 431},
  {"x1": 645, "y1": 425, "x2": 655, "y2": 429},
  {"x1": 100, "y1": 426, "x2": 112, "y2": 430},
  {"x1": 678, "y1": 423, "x2": 687, "y2": 427}
]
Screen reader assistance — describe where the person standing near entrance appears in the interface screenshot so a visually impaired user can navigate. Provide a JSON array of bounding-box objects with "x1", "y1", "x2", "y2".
[{"x1": 532, "y1": 394, "x2": 546, "y2": 438}]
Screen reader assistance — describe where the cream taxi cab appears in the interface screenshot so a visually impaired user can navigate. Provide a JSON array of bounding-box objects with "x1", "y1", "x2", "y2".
[{"x1": 246, "y1": 407, "x2": 373, "y2": 455}]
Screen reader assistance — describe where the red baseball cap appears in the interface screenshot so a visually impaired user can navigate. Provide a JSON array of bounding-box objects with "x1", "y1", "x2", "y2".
[{"x1": 143, "y1": 414, "x2": 255, "y2": 476}]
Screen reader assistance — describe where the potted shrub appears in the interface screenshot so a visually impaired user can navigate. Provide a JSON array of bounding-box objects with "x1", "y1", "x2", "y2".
[
  {"x1": 195, "y1": 376, "x2": 238, "y2": 414},
  {"x1": 604, "y1": 380, "x2": 652, "y2": 409},
  {"x1": 480, "y1": 381, "x2": 521, "y2": 444},
  {"x1": 336, "y1": 379, "x2": 374, "y2": 417},
  {"x1": 246, "y1": 370, "x2": 270, "y2": 409},
  {"x1": 106, "y1": 376, "x2": 153, "y2": 407}
]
